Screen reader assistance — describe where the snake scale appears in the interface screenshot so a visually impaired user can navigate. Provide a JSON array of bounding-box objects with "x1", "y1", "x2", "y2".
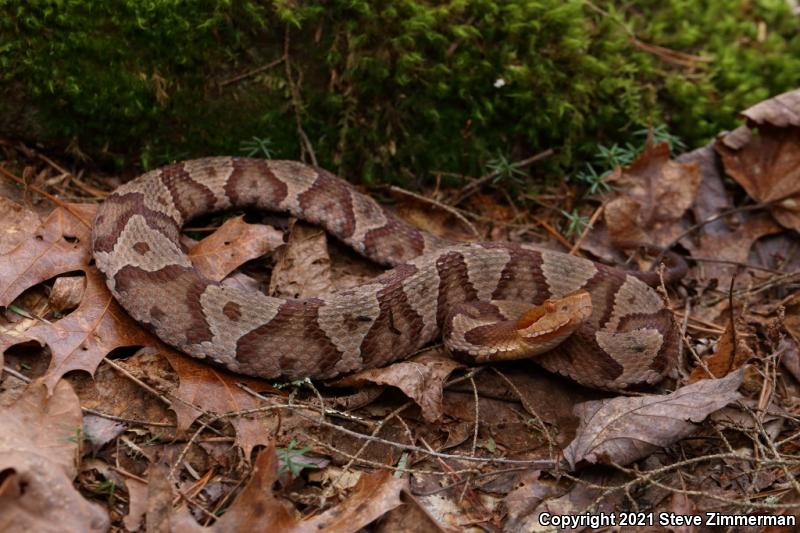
[{"x1": 92, "y1": 157, "x2": 684, "y2": 390}]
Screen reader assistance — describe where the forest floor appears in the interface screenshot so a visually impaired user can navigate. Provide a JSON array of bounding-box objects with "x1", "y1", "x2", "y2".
[{"x1": 0, "y1": 89, "x2": 799, "y2": 532}]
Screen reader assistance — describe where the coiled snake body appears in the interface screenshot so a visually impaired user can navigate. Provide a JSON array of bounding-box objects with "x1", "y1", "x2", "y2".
[{"x1": 92, "y1": 157, "x2": 682, "y2": 390}]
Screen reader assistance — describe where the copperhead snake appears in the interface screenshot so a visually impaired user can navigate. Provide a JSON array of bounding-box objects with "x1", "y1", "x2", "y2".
[{"x1": 92, "y1": 157, "x2": 685, "y2": 390}]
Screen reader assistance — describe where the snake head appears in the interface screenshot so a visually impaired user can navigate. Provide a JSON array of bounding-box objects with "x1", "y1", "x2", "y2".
[{"x1": 514, "y1": 290, "x2": 593, "y2": 355}]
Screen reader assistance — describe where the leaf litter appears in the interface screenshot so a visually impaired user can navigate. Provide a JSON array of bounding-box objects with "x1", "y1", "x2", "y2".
[{"x1": 1, "y1": 90, "x2": 800, "y2": 530}]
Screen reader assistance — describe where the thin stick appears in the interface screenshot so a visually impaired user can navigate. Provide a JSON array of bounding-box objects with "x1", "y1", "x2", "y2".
[
  {"x1": 454, "y1": 149, "x2": 553, "y2": 205},
  {"x1": 220, "y1": 57, "x2": 284, "y2": 87}
]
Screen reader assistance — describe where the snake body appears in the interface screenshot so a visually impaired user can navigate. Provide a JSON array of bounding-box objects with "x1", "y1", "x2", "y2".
[{"x1": 92, "y1": 157, "x2": 681, "y2": 390}]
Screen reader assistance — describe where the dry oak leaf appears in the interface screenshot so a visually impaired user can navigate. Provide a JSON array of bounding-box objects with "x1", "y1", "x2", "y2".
[
  {"x1": 0, "y1": 203, "x2": 96, "y2": 307},
  {"x1": 161, "y1": 348, "x2": 281, "y2": 458},
  {"x1": 332, "y1": 349, "x2": 464, "y2": 423},
  {"x1": 167, "y1": 446, "x2": 406, "y2": 532},
  {"x1": 269, "y1": 221, "x2": 333, "y2": 298},
  {"x1": 0, "y1": 197, "x2": 40, "y2": 255},
  {"x1": 689, "y1": 212, "x2": 781, "y2": 281},
  {"x1": 188, "y1": 215, "x2": 283, "y2": 281},
  {"x1": 716, "y1": 125, "x2": 800, "y2": 229},
  {"x1": 23, "y1": 267, "x2": 159, "y2": 393},
  {"x1": 604, "y1": 140, "x2": 701, "y2": 247},
  {"x1": 740, "y1": 87, "x2": 800, "y2": 128},
  {"x1": 563, "y1": 369, "x2": 743, "y2": 469},
  {"x1": 0, "y1": 380, "x2": 109, "y2": 532},
  {"x1": 688, "y1": 320, "x2": 753, "y2": 383}
]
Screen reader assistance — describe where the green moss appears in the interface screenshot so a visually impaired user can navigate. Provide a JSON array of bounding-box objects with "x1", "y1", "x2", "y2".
[{"x1": 1, "y1": 0, "x2": 798, "y2": 183}]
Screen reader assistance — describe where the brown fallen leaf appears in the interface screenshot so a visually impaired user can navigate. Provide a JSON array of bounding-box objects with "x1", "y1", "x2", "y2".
[
  {"x1": 391, "y1": 186, "x2": 479, "y2": 242},
  {"x1": 779, "y1": 338, "x2": 800, "y2": 384},
  {"x1": 563, "y1": 369, "x2": 743, "y2": 469},
  {"x1": 690, "y1": 212, "x2": 781, "y2": 280},
  {"x1": 502, "y1": 469, "x2": 564, "y2": 532},
  {"x1": 48, "y1": 275, "x2": 86, "y2": 313},
  {"x1": 0, "y1": 197, "x2": 40, "y2": 254},
  {"x1": 740, "y1": 87, "x2": 800, "y2": 128},
  {"x1": 161, "y1": 348, "x2": 281, "y2": 457},
  {"x1": 527, "y1": 470, "x2": 627, "y2": 532},
  {"x1": 188, "y1": 215, "x2": 283, "y2": 282},
  {"x1": 716, "y1": 91, "x2": 800, "y2": 230},
  {"x1": 0, "y1": 203, "x2": 96, "y2": 307},
  {"x1": 0, "y1": 380, "x2": 109, "y2": 532},
  {"x1": 269, "y1": 221, "x2": 333, "y2": 298},
  {"x1": 688, "y1": 320, "x2": 753, "y2": 383},
  {"x1": 332, "y1": 350, "x2": 463, "y2": 423},
  {"x1": 376, "y1": 489, "x2": 447, "y2": 533},
  {"x1": 22, "y1": 267, "x2": 159, "y2": 392},
  {"x1": 604, "y1": 140, "x2": 701, "y2": 247},
  {"x1": 123, "y1": 476, "x2": 149, "y2": 532},
  {"x1": 166, "y1": 446, "x2": 406, "y2": 532}
]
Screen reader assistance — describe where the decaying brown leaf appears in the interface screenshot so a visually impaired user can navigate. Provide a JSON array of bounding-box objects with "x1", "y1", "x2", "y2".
[
  {"x1": 0, "y1": 197, "x2": 40, "y2": 254},
  {"x1": 563, "y1": 369, "x2": 744, "y2": 468},
  {"x1": 391, "y1": 186, "x2": 479, "y2": 242},
  {"x1": 716, "y1": 126, "x2": 800, "y2": 229},
  {"x1": 48, "y1": 275, "x2": 85, "y2": 313},
  {"x1": 688, "y1": 320, "x2": 753, "y2": 383},
  {"x1": 269, "y1": 221, "x2": 333, "y2": 298},
  {"x1": 333, "y1": 350, "x2": 463, "y2": 423},
  {"x1": 525, "y1": 470, "x2": 627, "y2": 532},
  {"x1": 0, "y1": 380, "x2": 109, "y2": 532},
  {"x1": 166, "y1": 446, "x2": 406, "y2": 532},
  {"x1": 690, "y1": 212, "x2": 781, "y2": 281},
  {"x1": 716, "y1": 90, "x2": 800, "y2": 229},
  {"x1": 604, "y1": 140, "x2": 701, "y2": 247},
  {"x1": 161, "y1": 348, "x2": 281, "y2": 457},
  {"x1": 0, "y1": 203, "x2": 95, "y2": 307},
  {"x1": 188, "y1": 215, "x2": 283, "y2": 281},
  {"x1": 740, "y1": 87, "x2": 800, "y2": 128},
  {"x1": 24, "y1": 268, "x2": 160, "y2": 392}
]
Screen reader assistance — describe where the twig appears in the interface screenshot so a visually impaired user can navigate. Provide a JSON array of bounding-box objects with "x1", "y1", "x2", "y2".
[
  {"x1": 284, "y1": 25, "x2": 317, "y2": 166},
  {"x1": 453, "y1": 149, "x2": 553, "y2": 205},
  {"x1": 0, "y1": 164, "x2": 93, "y2": 227},
  {"x1": 220, "y1": 57, "x2": 284, "y2": 87},
  {"x1": 389, "y1": 185, "x2": 480, "y2": 238},
  {"x1": 569, "y1": 202, "x2": 605, "y2": 255}
]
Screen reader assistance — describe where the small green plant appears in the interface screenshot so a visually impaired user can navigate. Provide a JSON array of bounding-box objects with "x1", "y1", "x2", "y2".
[
  {"x1": 94, "y1": 479, "x2": 117, "y2": 505},
  {"x1": 634, "y1": 124, "x2": 686, "y2": 153},
  {"x1": 487, "y1": 153, "x2": 528, "y2": 185},
  {"x1": 276, "y1": 440, "x2": 319, "y2": 478},
  {"x1": 571, "y1": 124, "x2": 685, "y2": 195},
  {"x1": 561, "y1": 208, "x2": 590, "y2": 238},
  {"x1": 593, "y1": 142, "x2": 639, "y2": 169},
  {"x1": 65, "y1": 426, "x2": 86, "y2": 444},
  {"x1": 239, "y1": 136, "x2": 274, "y2": 159},
  {"x1": 572, "y1": 163, "x2": 612, "y2": 195}
]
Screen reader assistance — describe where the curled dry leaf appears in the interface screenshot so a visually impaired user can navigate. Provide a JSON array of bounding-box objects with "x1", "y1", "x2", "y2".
[
  {"x1": 167, "y1": 446, "x2": 406, "y2": 532},
  {"x1": 332, "y1": 349, "x2": 463, "y2": 423},
  {"x1": 48, "y1": 275, "x2": 85, "y2": 313},
  {"x1": 563, "y1": 369, "x2": 744, "y2": 469},
  {"x1": 740, "y1": 87, "x2": 800, "y2": 128},
  {"x1": 0, "y1": 380, "x2": 109, "y2": 532},
  {"x1": 604, "y1": 140, "x2": 701, "y2": 247},
  {"x1": 688, "y1": 320, "x2": 753, "y2": 383},
  {"x1": 188, "y1": 215, "x2": 283, "y2": 282}
]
